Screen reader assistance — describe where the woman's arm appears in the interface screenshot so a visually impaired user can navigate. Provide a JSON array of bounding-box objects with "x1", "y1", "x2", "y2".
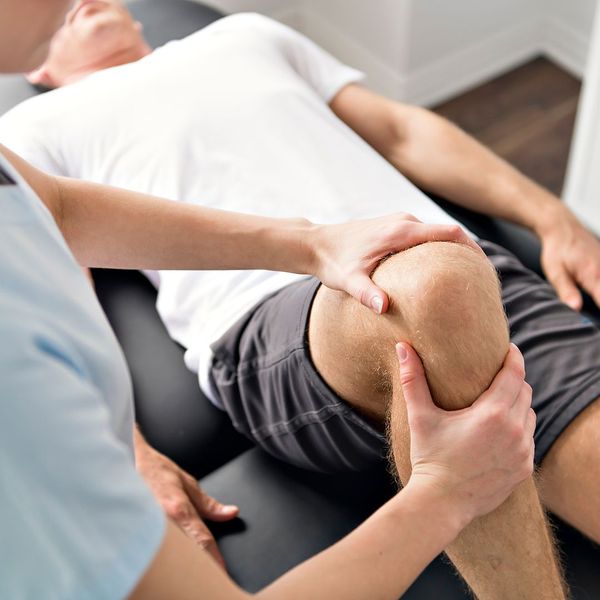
[
  {"x1": 130, "y1": 344, "x2": 533, "y2": 600},
  {"x1": 131, "y1": 480, "x2": 464, "y2": 600},
  {"x1": 1, "y1": 144, "x2": 476, "y2": 313}
]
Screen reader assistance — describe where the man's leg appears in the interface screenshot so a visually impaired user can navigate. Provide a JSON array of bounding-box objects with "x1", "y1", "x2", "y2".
[
  {"x1": 309, "y1": 241, "x2": 566, "y2": 599},
  {"x1": 538, "y1": 398, "x2": 600, "y2": 541}
]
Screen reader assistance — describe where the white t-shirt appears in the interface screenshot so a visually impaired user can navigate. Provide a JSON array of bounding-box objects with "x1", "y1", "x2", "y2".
[{"x1": 0, "y1": 13, "x2": 473, "y2": 406}]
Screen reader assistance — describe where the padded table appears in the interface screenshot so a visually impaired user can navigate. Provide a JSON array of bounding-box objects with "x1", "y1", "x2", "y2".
[{"x1": 2, "y1": 1, "x2": 600, "y2": 597}]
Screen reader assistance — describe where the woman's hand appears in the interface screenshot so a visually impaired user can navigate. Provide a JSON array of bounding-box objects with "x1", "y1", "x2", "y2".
[
  {"x1": 312, "y1": 213, "x2": 480, "y2": 314},
  {"x1": 397, "y1": 342, "x2": 535, "y2": 526}
]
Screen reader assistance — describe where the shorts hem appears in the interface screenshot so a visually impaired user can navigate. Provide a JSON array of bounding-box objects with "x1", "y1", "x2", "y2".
[{"x1": 536, "y1": 377, "x2": 600, "y2": 464}]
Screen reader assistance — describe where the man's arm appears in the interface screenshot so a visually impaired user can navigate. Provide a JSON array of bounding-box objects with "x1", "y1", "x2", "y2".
[
  {"x1": 130, "y1": 344, "x2": 534, "y2": 600},
  {"x1": 331, "y1": 84, "x2": 600, "y2": 309},
  {"x1": 1, "y1": 143, "x2": 477, "y2": 314},
  {"x1": 133, "y1": 426, "x2": 238, "y2": 568}
]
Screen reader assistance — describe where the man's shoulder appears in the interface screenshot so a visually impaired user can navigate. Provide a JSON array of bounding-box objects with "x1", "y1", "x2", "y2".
[{"x1": 0, "y1": 86, "x2": 67, "y2": 137}]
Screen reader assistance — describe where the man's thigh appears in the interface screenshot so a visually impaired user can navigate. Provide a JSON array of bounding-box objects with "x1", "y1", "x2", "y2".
[
  {"x1": 208, "y1": 277, "x2": 386, "y2": 473},
  {"x1": 208, "y1": 240, "x2": 600, "y2": 475},
  {"x1": 537, "y1": 396, "x2": 600, "y2": 540}
]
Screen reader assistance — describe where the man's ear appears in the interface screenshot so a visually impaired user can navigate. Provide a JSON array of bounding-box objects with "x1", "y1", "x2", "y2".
[{"x1": 26, "y1": 66, "x2": 55, "y2": 88}]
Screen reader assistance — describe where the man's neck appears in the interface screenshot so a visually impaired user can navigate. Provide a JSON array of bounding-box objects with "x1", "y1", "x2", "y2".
[{"x1": 64, "y1": 41, "x2": 152, "y2": 86}]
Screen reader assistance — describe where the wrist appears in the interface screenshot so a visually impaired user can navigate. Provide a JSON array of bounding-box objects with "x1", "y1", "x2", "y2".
[
  {"x1": 398, "y1": 477, "x2": 473, "y2": 538},
  {"x1": 492, "y1": 169, "x2": 565, "y2": 236},
  {"x1": 265, "y1": 217, "x2": 317, "y2": 275},
  {"x1": 505, "y1": 181, "x2": 566, "y2": 237},
  {"x1": 299, "y1": 219, "x2": 321, "y2": 277},
  {"x1": 529, "y1": 197, "x2": 572, "y2": 237}
]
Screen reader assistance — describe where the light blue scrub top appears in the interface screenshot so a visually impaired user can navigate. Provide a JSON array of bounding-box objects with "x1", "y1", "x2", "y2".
[{"x1": 0, "y1": 152, "x2": 165, "y2": 600}]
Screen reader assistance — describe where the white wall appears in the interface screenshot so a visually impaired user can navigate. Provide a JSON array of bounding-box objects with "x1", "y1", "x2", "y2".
[
  {"x1": 304, "y1": 0, "x2": 411, "y2": 69},
  {"x1": 543, "y1": 0, "x2": 597, "y2": 75},
  {"x1": 407, "y1": 0, "x2": 539, "y2": 70},
  {"x1": 292, "y1": 0, "x2": 412, "y2": 99},
  {"x1": 199, "y1": 0, "x2": 597, "y2": 105},
  {"x1": 402, "y1": 0, "x2": 542, "y2": 105}
]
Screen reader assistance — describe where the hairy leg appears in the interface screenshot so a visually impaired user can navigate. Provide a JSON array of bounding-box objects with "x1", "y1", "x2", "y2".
[
  {"x1": 538, "y1": 397, "x2": 600, "y2": 542},
  {"x1": 309, "y1": 241, "x2": 565, "y2": 599}
]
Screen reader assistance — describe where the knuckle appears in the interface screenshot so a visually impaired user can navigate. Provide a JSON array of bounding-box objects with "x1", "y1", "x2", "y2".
[
  {"x1": 400, "y1": 368, "x2": 423, "y2": 390},
  {"x1": 517, "y1": 442, "x2": 531, "y2": 462},
  {"x1": 185, "y1": 473, "x2": 198, "y2": 486},
  {"x1": 198, "y1": 536, "x2": 216, "y2": 552},
  {"x1": 203, "y1": 496, "x2": 219, "y2": 511},
  {"x1": 408, "y1": 413, "x2": 427, "y2": 431},
  {"x1": 358, "y1": 287, "x2": 371, "y2": 307},
  {"x1": 383, "y1": 228, "x2": 401, "y2": 246},
  {"x1": 167, "y1": 501, "x2": 192, "y2": 521},
  {"x1": 508, "y1": 359, "x2": 525, "y2": 380},
  {"x1": 582, "y1": 258, "x2": 595, "y2": 272},
  {"x1": 508, "y1": 423, "x2": 524, "y2": 443},
  {"x1": 485, "y1": 405, "x2": 505, "y2": 427}
]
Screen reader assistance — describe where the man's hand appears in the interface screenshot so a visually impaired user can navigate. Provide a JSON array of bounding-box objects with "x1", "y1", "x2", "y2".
[
  {"x1": 397, "y1": 342, "x2": 535, "y2": 524},
  {"x1": 313, "y1": 213, "x2": 480, "y2": 315},
  {"x1": 538, "y1": 205, "x2": 600, "y2": 311},
  {"x1": 134, "y1": 430, "x2": 239, "y2": 568}
]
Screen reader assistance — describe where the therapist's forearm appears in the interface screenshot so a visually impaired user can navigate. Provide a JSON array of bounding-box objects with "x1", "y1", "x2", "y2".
[
  {"x1": 388, "y1": 107, "x2": 564, "y2": 236},
  {"x1": 1, "y1": 142, "x2": 316, "y2": 273},
  {"x1": 257, "y1": 481, "x2": 465, "y2": 599},
  {"x1": 55, "y1": 176, "x2": 316, "y2": 272},
  {"x1": 132, "y1": 480, "x2": 467, "y2": 600}
]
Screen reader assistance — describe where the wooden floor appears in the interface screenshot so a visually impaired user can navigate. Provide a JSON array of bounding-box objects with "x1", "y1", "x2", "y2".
[{"x1": 433, "y1": 56, "x2": 581, "y2": 197}]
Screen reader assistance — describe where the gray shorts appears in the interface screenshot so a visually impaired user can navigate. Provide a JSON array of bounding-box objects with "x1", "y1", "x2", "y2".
[{"x1": 208, "y1": 240, "x2": 600, "y2": 473}]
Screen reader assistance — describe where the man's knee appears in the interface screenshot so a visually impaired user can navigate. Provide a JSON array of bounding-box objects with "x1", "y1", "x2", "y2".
[{"x1": 372, "y1": 241, "x2": 509, "y2": 410}]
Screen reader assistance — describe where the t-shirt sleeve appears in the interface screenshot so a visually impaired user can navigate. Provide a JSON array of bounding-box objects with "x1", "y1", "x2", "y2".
[
  {"x1": 233, "y1": 13, "x2": 365, "y2": 103},
  {"x1": 0, "y1": 102, "x2": 66, "y2": 176},
  {"x1": 0, "y1": 322, "x2": 166, "y2": 600}
]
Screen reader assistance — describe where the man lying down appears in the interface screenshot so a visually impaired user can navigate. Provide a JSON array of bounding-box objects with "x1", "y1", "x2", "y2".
[{"x1": 2, "y1": 2, "x2": 600, "y2": 597}]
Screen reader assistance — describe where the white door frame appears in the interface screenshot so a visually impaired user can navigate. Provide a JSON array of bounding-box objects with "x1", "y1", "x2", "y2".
[{"x1": 563, "y1": 1, "x2": 600, "y2": 235}]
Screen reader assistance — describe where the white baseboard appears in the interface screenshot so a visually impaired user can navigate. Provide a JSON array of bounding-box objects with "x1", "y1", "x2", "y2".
[
  {"x1": 271, "y1": 9, "x2": 546, "y2": 107},
  {"x1": 204, "y1": 1, "x2": 591, "y2": 106},
  {"x1": 542, "y1": 15, "x2": 590, "y2": 78},
  {"x1": 403, "y1": 19, "x2": 542, "y2": 106}
]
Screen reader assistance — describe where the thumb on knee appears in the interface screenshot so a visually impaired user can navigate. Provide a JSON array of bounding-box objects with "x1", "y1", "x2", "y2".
[{"x1": 396, "y1": 343, "x2": 436, "y2": 419}]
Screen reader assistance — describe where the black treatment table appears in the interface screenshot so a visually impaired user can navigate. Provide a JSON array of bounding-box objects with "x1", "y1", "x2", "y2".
[{"x1": 1, "y1": 1, "x2": 599, "y2": 597}]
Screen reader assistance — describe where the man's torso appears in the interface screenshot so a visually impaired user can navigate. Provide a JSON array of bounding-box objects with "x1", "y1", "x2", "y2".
[{"x1": 0, "y1": 13, "x2": 471, "y2": 402}]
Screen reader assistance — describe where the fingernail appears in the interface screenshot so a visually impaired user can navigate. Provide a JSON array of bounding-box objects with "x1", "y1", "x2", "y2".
[
  {"x1": 371, "y1": 296, "x2": 383, "y2": 314},
  {"x1": 396, "y1": 343, "x2": 408, "y2": 362},
  {"x1": 221, "y1": 505, "x2": 238, "y2": 512}
]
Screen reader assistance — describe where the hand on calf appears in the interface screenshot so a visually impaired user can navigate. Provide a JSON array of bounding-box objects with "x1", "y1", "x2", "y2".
[{"x1": 398, "y1": 342, "x2": 535, "y2": 524}]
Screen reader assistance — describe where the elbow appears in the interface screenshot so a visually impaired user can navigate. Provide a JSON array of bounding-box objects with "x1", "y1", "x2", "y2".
[{"x1": 387, "y1": 106, "x2": 448, "y2": 174}]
